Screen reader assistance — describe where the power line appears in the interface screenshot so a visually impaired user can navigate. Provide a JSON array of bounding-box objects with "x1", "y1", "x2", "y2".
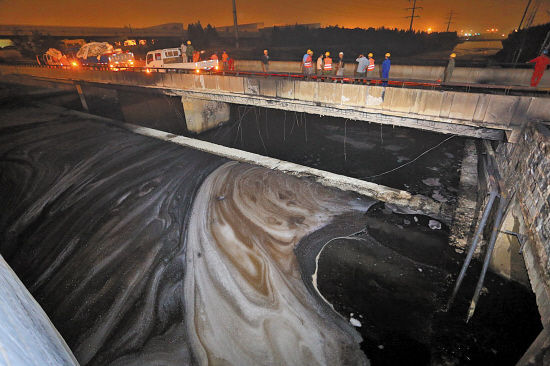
[{"x1": 406, "y1": 0, "x2": 422, "y2": 32}]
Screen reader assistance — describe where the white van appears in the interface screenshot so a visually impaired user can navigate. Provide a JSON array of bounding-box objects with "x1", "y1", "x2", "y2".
[{"x1": 145, "y1": 48, "x2": 218, "y2": 71}]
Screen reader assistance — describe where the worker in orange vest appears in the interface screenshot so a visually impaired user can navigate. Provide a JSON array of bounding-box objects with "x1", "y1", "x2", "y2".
[
  {"x1": 211, "y1": 53, "x2": 218, "y2": 60},
  {"x1": 221, "y1": 51, "x2": 229, "y2": 70},
  {"x1": 323, "y1": 52, "x2": 333, "y2": 75},
  {"x1": 367, "y1": 53, "x2": 375, "y2": 76},
  {"x1": 193, "y1": 50, "x2": 200, "y2": 62},
  {"x1": 302, "y1": 49, "x2": 314, "y2": 78}
]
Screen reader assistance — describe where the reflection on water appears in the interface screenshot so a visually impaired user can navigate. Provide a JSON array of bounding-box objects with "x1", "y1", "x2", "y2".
[{"x1": 452, "y1": 40, "x2": 503, "y2": 60}]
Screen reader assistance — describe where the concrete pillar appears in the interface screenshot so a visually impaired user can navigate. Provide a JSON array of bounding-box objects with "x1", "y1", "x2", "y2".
[
  {"x1": 182, "y1": 96, "x2": 230, "y2": 133},
  {"x1": 75, "y1": 83, "x2": 89, "y2": 112},
  {"x1": 0, "y1": 255, "x2": 78, "y2": 365}
]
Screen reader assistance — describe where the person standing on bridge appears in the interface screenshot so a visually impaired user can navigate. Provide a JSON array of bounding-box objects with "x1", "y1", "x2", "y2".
[
  {"x1": 261, "y1": 49, "x2": 270, "y2": 72},
  {"x1": 355, "y1": 54, "x2": 368, "y2": 80},
  {"x1": 366, "y1": 53, "x2": 375, "y2": 77},
  {"x1": 186, "y1": 41, "x2": 194, "y2": 63},
  {"x1": 302, "y1": 50, "x2": 314, "y2": 78},
  {"x1": 335, "y1": 52, "x2": 345, "y2": 77},
  {"x1": 181, "y1": 41, "x2": 188, "y2": 62},
  {"x1": 382, "y1": 53, "x2": 391, "y2": 86},
  {"x1": 323, "y1": 52, "x2": 333, "y2": 75},
  {"x1": 528, "y1": 50, "x2": 550, "y2": 88},
  {"x1": 193, "y1": 50, "x2": 200, "y2": 62},
  {"x1": 317, "y1": 53, "x2": 324, "y2": 76},
  {"x1": 443, "y1": 53, "x2": 456, "y2": 83},
  {"x1": 222, "y1": 51, "x2": 229, "y2": 70}
]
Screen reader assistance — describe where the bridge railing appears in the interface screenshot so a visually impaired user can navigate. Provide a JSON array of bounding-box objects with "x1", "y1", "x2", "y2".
[{"x1": 2, "y1": 63, "x2": 548, "y2": 97}]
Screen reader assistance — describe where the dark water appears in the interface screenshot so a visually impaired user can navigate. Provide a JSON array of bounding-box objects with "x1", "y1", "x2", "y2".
[
  {"x1": 199, "y1": 106, "x2": 465, "y2": 204},
  {"x1": 0, "y1": 99, "x2": 542, "y2": 366},
  {"x1": 299, "y1": 206, "x2": 542, "y2": 366}
]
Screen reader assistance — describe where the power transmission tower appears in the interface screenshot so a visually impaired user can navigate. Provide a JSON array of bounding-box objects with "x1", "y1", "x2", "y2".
[
  {"x1": 406, "y1": 0, "x2": 422, "y2": 32},
  {"x1": 446, "y1": 10, "x2": 455, "y2": 32},
  {"x1": 232, "y1": 0, "x2": 239, "y2": 48}
]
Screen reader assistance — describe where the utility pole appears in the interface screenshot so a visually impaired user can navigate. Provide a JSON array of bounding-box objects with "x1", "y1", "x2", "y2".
[
  {"x1": 406, "y1": 0, "x2": 422, "y2": 32},
  {"x1": 232, "y1": 0, "x2": 240, "y2": 48},
  {"x1": 446, "y1": 10, "x2": 454, "y2": 32}
]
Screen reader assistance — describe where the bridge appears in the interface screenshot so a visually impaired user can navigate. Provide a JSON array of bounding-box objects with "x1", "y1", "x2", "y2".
[{"x1": 1, "y1": 64, "x2": 549, "y2": 142}]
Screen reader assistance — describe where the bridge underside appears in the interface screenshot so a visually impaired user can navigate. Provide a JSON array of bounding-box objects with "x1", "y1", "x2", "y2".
[{"x1": 3, "y1": 65, "x2": 544, "y2": 141}]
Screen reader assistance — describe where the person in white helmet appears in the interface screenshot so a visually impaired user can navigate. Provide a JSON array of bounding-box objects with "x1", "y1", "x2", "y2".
[{"x1": 336, "y1": 52, "x2": 345, "y2": 77}]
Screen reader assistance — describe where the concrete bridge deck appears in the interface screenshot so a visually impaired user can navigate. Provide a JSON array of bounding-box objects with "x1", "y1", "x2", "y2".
[{"x1": 1, "y1": 64, "x2": 549, "y2": 141}]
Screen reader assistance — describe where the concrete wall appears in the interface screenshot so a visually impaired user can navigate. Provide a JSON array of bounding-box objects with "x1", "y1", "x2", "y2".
[
  {"x1": 495, "y1": 124, "x2": 550, "y2": 327},
  {"x1": 0, "y1": 255, "x2": 78, "y2": 365},
  {"x1": 233, "y1": 60, "x2": 550, "y2": 87}
]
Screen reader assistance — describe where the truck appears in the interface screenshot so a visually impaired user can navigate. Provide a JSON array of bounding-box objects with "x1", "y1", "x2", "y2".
[
  {"x1": 40, "y1": 48, "x2": 71, "y2": 66},
  {"x1": 76, "y1": 42, "x2": 113, "y2": 67},
  {"x1": 107, "y1": 51, "x2": 136, "y2": 70},
  {"x1": 145, "y1": 48, "x2": 218, "y2": 72}
]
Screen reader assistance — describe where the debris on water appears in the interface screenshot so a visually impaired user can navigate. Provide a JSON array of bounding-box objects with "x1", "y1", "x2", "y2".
[
  {"x1": 455, "y1": 248, "x2": 464, "y2": 254},
  {"x1": 481, "y1": 286, "x2": 489, "y2": 295},
  {"x1": 378, "y1": 345, "x2": 384, "y2": 350},
  {"x1": 403, "y1": 219, "x2": 411, "y2": 225},
  {"x1": 350, "y1": 318, "x2": 362, "y2": 327},
  {"x1": 413, "y1": 216, "x2": 419, "y2": 223},
  {"x1": 445, "y1": 152, "x2": 455, "y2": 158},
  {"x1": 418, "y1": 268, "x2": 423, "y2": 272},
  {"x1": 432, "y1": 190, "x2": 448, "y2": 203},
  {"x1": 429, "y1": 220, "x2": 442, "y2": 230},
  {"x1": 217, "y1": 195, "x2": 225, "y2": 201},
  {"x1": 422, "y1": 177, "x2": 441, "y2": 187},
  {"x1": 397, "y1": 156, "x2": 410, "y2": 163}
]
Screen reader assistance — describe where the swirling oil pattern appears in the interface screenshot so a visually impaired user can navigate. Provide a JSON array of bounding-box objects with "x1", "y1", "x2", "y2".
[
  {"x1": 0, "y1": 117, "x2": 225, "y2": 365},
  {"x1": 0, "y1": 110, "x2": 369, "y2": 366},
  {"x1": 184, "y1": 162, "x2": 369, "y2": 366}
]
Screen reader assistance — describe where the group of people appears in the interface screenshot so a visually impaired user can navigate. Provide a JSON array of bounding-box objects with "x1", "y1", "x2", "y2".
[
  {"x1": 180, "y1": 40, "x2": 235, "y2": 70},
  {"x1": 300, "y1": 50, "x2": 392, "y2": 84},
  {"x1": 182, "y1": 40, "x2": 549, "y2": 88}
]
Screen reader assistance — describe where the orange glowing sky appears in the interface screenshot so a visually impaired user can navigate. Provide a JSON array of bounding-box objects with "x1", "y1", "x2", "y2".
[{"x1": 1, "y1": 0, "x2": 549, "y2": 33}]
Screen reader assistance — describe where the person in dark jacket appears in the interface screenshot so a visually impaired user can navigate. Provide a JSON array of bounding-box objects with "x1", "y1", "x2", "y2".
[
  {"x1": 382, "y1": 53, "x2": 391, "y2": 86},
  {"x1": 261, "y1": 49, "x2": 270, "y2": 72}
]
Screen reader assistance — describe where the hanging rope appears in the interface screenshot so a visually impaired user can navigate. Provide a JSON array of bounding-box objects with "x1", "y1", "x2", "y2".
[{"x1": 362, "y1": 135, "x2": 457, "y2": 180}]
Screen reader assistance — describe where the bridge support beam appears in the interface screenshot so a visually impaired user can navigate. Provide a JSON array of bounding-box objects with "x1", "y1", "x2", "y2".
[{"x1": 182, "y1": 96, "x2": 230, "y2": 134}]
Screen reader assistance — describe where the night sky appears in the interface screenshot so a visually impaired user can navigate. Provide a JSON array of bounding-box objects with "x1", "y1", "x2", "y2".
[{"x1": 1, "y1": 0, "x2": 549, "y2": 33}]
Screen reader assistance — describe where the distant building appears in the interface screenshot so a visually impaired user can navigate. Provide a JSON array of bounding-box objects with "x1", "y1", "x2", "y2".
[{"x1": 0, "y1": 23, "x2": 185, "y2": 40}]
